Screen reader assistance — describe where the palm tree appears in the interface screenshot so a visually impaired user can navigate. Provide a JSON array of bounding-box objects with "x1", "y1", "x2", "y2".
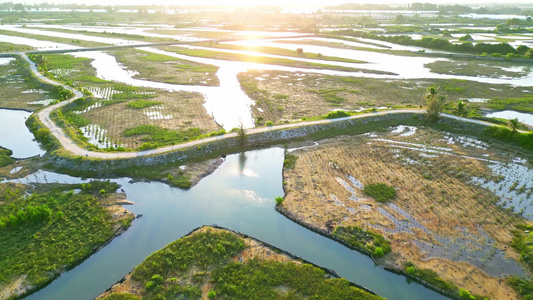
[
  {"x1": 508, "y1": 118, "x2": 520, "y2": 132},
  {"x1": 453, "y1": 101, "x2": 468, "y2": 117},
  {"x1": 34, "y1": 54, "x2": 49, "y2": 70}
]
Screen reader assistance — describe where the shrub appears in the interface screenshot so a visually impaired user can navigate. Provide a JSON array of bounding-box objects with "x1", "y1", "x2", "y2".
[
  {"x1": 373, "y1": 247, "x2": 384, "y2": 257},
  {"x1": 265, "y1": 121, "x2": 274, "y2": 126},
  {"x1": 459, "y1": 289, "x2": 476, "y2": 300},
  {"x1": 275, "y1": 196, "x2": 284, "y2": 206},
  {"x1": 363, "y1": 183, "x2": 396, "y2": 202},
  {"x1": 283, "y1": 153, "x2": 298, "y2": 169},
  {"x1": 324, "y1": 110, "x2": 350, "y2": 119}
]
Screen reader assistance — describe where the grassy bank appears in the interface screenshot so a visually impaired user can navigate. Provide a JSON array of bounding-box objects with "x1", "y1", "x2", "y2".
[
  {"x1": 110, "y1": 49, "x2": 219, "y2": 86},
  {"x1": 0, "y1": 148, "x2": 14, "y2": 167},
  {"x1": 99, "y1": 226, "x2": 383, "y2": 300},
  {"x1": 485, "y1": 97, "x2": 533, "y2": 114},
  {"x1": 193, "y1": 41, "x2": 367, "y2": 64},
  {"x1": 0, "y1": 29, "x2": 107, "y2": 48},
  {"x1": 161, "y1": 45, "x2": 393, "y2": 74},
  {"x1": 0, "y1": 181, "x2": 134, "y2": 299}
]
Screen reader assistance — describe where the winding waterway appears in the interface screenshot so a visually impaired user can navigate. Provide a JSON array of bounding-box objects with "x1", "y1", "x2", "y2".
[
  {"x1": 2, "y1": 25, "x2": 533, "y2": 299},
  {"x1": 8, "y1": 148, "x2": 447, "y2": 300}
]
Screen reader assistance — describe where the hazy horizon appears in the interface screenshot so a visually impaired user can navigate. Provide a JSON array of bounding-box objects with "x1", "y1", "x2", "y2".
[{"x1": 12, "y1": 0, "x2": 533, "y2": 7}]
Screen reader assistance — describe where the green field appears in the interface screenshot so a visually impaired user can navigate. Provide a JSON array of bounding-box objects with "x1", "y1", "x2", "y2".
[{"x1": 0, "y1": 181, "x2": 133, "y2": 298}]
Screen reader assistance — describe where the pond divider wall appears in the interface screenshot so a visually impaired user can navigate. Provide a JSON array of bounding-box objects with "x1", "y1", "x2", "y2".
[{"x1": 47, "y1": 112, "x2": 495, "y2": 173}]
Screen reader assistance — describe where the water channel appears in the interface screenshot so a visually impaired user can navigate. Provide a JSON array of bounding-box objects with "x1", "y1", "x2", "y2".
[
  {"x1": 5, "y1": 148, "x2": 447, "y2": 300},
  {"x1": 0, "y1": 109, "x2": 45, "y2": 158}
]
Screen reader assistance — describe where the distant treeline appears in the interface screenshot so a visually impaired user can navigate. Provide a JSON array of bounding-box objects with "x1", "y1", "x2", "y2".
[
  {"x1": 324, "y1": 3, "x2": 529, "y2": 15},
  {"x1": 334, "y1": 29, "x2": 533, "y2": 58}
]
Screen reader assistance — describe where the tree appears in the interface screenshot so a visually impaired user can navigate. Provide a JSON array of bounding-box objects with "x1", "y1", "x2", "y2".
[
  {"x1": 34, "y1": 54, "x2": 49, "y2": 71},
  {"x1": 453, "y1": 101, "x2": 468, "y2": 117},
  {"x1": 236, "y1": 123, "x2": 247, "y2": 146},
  {"x1": 508, "y1": 118, "x2": 520, "y2": 132},
  {"x1": 424, "y1": 87, "x2": 446, "y2": 121}
]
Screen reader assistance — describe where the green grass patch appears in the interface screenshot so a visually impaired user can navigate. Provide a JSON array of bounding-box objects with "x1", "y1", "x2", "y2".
[
  {"x1": 211, "y1": 258, "x2": 382, "y2": 299},
  {"x1": 486, "y1": 97, "x2": 533, "y2": 113},
  {"x1": 166, "y1": 172, "x2": 192, "y2": 189},
  {"x1": 333, "y1": 226, "x2": 391, "y2": 255},
  {"x1": 126, "y1": 99, "x2": 162, "y2": 109},
  {"x1": 511, "y1": 224, "x2": 533, "y2": 272},
  {"x1": 105, "y1": 228, "x2": 383, "y2": 300},
  {"x1": 507, "y1": 276, "x2": 533, "y2": 300},
  {"x1": 0, "y1": 148, "x2": 14, "y2": 167},
  {"x1": 483, "y1": 126, "x2": 533, "y2": 152},
  {"x1": 26, "y1": 114, "x2": 61, "y2": 152},
  {"x1": 309, "y1": 88, "x2": 347, "y2": 105},
  {"x1": 124, "y1": 125, "x2": 202, "y2": 147},
  {"x1": 0, "y1": 182, "x2": 129, "y2": 291},
  {"x1": 124, "y1": 125, "x2": 225, "y2": 150},
  {"x1": 404, "y1": 262, "x2": 460, "y2": 295},
  {"x1": 283, "y1": 153, "x2": 298, "y2": 169},
  {"x1": 0, "y1": 41, "x2": 33, "y2": 52},
  {"x1": 101, "y1": 293, "x2": 141, "y2": 300},
  {"x1": 363, "y1": 183, "x2": 397, "y2": 202},
  {"x1": 324, "y1": 110, "x2": 351, "y2": 119}
]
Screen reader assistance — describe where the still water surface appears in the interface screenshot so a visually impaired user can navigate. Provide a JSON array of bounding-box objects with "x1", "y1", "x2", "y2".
[
  {"x1": 8, "y1": 148, "x2": 447, "y2": 300},
  {"x1": 0, "y1": 109, "x2": 44, "y2": 158}
]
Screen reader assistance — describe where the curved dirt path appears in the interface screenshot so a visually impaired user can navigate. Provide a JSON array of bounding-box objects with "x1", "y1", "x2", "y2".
[{"x1": 19, "y1": 53, "x2": 517, "y2": 160}]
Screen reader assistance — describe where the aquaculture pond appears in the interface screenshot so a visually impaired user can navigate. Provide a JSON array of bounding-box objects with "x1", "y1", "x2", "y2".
[
  {"x1": 8, "y1": 148, "x2": 447, "y2": 300},
  {"x1": 0, "y1": 109, "x2": 44, "y2": 158},
  {"x1": 485, "y1": 110, "x2": 533, "y2": 127}
]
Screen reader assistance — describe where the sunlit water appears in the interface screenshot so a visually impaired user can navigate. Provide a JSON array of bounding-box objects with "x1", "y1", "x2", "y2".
[{"x1": 485, "y1": 110, "x2": 533, "y2": 127}]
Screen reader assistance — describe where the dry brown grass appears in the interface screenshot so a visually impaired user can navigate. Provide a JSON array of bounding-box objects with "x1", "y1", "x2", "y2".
[
  {"x1": 239, "y1": 70, "x2": 532, "y2": 124},
  {"x1": 81, "y1": 91, "x2": 220, "y2": 149},
  {"x1": 282, "y1": 127, "x2": 530, "y2": 299},
  {"x1": 239, "y1": 70, "x2": 425, "y2": 124}
]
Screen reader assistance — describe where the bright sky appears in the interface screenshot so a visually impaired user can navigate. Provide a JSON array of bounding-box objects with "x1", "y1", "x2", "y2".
[{"x1": 17, "y1": 0, "x2": 533, "y2": 6}]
